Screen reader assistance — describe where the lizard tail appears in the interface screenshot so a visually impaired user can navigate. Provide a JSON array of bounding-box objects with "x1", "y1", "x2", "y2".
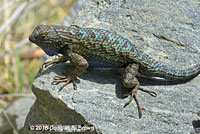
[
  {"x1": 137, "y1": 52, "x2": 200, "y2": 80},
  {"x1": 141, "y1": 63, "x2": 200, "y2": 81}
]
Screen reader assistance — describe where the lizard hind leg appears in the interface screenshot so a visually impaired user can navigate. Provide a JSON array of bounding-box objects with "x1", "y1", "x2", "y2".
[{"x1": 123, "y1": 64, "x2": 157, "y2": 118}]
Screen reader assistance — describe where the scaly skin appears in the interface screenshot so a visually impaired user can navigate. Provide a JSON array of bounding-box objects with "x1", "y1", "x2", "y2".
[{"x1": 29, "y1": 24, "x2": 200, "y2": 118}]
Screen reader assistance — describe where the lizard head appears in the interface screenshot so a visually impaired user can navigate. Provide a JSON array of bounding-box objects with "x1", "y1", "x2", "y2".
[{"x1": 29, "y1": 25, "x2": 69, "y2": 56}]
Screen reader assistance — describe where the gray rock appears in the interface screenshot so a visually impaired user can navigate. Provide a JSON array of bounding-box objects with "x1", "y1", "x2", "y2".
[
  {"x1": 23, "y1": 0, "x2": 200, "y2": 134},
  {"x1": 62, "y1": 0, "x2": 85, "y2": 26},
  {"x1": 0, "y1": 97, "x2": 35, "y2": 134}
]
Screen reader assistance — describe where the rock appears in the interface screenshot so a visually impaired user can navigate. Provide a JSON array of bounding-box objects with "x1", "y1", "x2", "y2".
[
  {"x1": 23, "y1": 0, "x2": 200, "y2": 134},
  {"x1": 0, "y1": 97, "x2": 35, "y2": 134},
  {"x1": 62, "y1": 0, "x2": 85, "y2": 26}
]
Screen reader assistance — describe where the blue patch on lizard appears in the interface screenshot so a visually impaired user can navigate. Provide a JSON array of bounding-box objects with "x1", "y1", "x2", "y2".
[{"x1": 41, "y1": 48, "x2": 58, "y2": 56}]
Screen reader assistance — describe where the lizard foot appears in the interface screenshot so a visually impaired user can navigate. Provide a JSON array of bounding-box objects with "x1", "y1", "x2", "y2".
[
  {"x1": 123, "y1": 85, "x2": 157, "y2": 118},
  {"x1": 52, "y1": 74, "x2": 77, "y2": 91},
  {"x1": 43, "y1": 54, "x2": 68, "y2": 68}
]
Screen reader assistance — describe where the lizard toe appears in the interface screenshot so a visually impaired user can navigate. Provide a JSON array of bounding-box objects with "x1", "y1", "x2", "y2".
[{"x1": 51, "y1": 74, "x2": 78, "y2": 92}]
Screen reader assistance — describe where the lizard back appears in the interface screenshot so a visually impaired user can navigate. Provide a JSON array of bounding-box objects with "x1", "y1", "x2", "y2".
[{"x1": 60, "y1": 26, "x2": 200, "y2": 80}]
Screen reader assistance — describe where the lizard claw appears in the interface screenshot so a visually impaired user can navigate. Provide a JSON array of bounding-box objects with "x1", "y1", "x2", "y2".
[
  {"x1": 138, "y1": 87, "x2": 157, "y2": 97},
  {"x1": 123, "y1": 84, "x2": 143, "y2": 118},
  {"x1": 123, "y1": 85, "x2": 157, "y2": 118},
  {"x1": 43, "y1": 54, "x2": 62, "y2": 68},
  {"x1": 52, "y1": 74, "x2": 77, "y2": 91},
  {"x1": 43, "y1": 60, "x2": 56, "y2": 68},
  {"x1": 43, "y1": 54, "x2": 68, "y2": 68}
]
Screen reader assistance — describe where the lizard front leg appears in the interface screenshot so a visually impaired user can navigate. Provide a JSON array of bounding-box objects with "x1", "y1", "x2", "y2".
[
  {"x1": 123, "y1": 63, "x2": 157, "y2": 118},
  {"x1": 52, "y1": 52, "x2": 88, "y2": 91}
]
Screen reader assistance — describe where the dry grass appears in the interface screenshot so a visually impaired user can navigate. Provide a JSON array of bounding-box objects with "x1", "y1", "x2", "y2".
[{"x1": 0, "y1": 0, "x2": 76, "y2": 95}]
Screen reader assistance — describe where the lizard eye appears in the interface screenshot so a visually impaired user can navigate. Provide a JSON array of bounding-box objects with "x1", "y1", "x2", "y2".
[{"x1": 41, "y1": 35, "x2": 46, "y2": 38}]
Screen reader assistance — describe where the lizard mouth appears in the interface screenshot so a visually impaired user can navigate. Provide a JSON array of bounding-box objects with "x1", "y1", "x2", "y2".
[{"x1": 29, "y1": 34, "x2": 35, "y2": 43}]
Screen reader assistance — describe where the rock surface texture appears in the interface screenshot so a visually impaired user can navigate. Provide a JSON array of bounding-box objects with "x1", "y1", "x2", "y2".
[
  {"x1": 0, "y1": 97, "x2": 35, "y2": 134},
  {"x1": 23, "y1": 0, "x2": 200, "y2": 134}
]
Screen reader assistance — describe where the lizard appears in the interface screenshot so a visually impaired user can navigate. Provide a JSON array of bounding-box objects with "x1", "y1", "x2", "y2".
[{"x1": 29, "y1": 24, "x2": 200, "y2": 118}]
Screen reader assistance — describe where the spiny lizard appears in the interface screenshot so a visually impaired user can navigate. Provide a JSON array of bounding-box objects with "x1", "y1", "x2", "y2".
[{"x1": 29, "y1": 24, "x2": 200, "y2": 118}]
